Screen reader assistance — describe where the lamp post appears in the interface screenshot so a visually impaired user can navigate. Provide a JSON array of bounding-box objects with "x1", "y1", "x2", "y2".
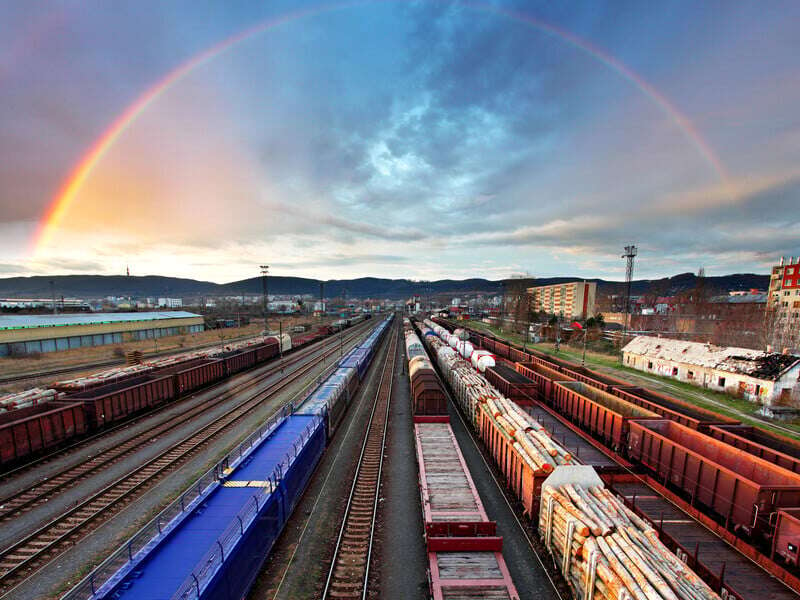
[{"x1": 260, "y1": 265, "x2": 269, "y2": 333}]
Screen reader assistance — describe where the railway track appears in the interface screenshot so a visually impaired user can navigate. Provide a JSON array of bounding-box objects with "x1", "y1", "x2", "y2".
[
  {"x1": 0, "y1": 323, "x2": 375, "y2": 594},
  {"x1": 323, "y1": 322, "x2": 397, "y2": 600},
  {"x1": 0, "y1": 321, "x2": 371, "y2": 484},
  {"x1": 0, "y1": 324, "x2": 370, "y2": 522}
]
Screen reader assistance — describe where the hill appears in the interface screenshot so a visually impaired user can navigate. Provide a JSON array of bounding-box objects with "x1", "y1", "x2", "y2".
[{"x1": 0, "y1": 272, "x2": 769, "y2": 300}]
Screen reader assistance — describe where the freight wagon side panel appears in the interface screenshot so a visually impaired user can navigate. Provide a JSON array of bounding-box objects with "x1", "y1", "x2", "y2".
[{"x1": 176, "y1": 360, "x2": 224, "y2": 395}]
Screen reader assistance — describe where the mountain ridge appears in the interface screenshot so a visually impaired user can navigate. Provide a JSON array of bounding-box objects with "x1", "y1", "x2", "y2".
[{"x1": 0, "y1": 273, "x2": 770, "y2": 299}]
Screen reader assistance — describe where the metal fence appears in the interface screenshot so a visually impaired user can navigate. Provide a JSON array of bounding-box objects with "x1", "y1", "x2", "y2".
[{"x1": 61, "y1": 404, "x2": 294, "y2": 600}]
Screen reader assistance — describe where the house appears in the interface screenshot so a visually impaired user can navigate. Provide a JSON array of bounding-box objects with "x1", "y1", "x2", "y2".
[{"x1": 622, "y1": 335, "x2": 800, "y2": 406}]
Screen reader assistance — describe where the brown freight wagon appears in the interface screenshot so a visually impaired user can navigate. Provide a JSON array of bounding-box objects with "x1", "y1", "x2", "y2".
[
  {"x1": 707, "y1": 424, "x2": 800, "y2": 475},
  {"x1": 485, "y1": 363, "x2": 538, "y2": 406},
  {"x1": 628, "y1": 419, "x2": 800, "y2": 535},
  {"x1": 410, "y1": 357, "x2": 448, "y2": 415},
  {"x1": 72, "y1": 374, "x2": 175, "y2": 429},
  {"x1": 613, "y1": 386, "x2": 739, "y2": 431},
  {"x1": 222, "y1": 347, "x2": 258, "y2": 376},
  {"x1": 254, "y1": 340, "x2": 280, "y2": 362},
  {"x1": 558, "y1": 364, "x2": 631, "y2": 392},
  {"x1": 773, "y1": 508, "x2": 800, "y2": 566},
  {"x1": 475, "y1": 402, "x2": 547, "y2": 518},
  {"x1": 515, "y1": 362, "x2": 575, "y2": 404},
  {"x1": 553, "y1": 381, "x2": 659, "y2": 450},
  {"x1": 0, "y1": 401, "x2": 87, "y2": 466},
  {"x1": 508, "y1": 345, "x2": 532, "y2": 364},
  {"x1": 170, "y1": 358, "x2": 225, "y2": 395}
]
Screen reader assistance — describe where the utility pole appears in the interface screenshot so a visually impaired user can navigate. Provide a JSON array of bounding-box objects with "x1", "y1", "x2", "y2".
[
  {"x1": 621, "y1": 245, "x2": 637, "y2": 355},
  {"x1": 50, "y1": 280, "x2": 57, "y2": 315},
  {"x1": 260, "y1": 265, "x2": 269, "y2": 333}
]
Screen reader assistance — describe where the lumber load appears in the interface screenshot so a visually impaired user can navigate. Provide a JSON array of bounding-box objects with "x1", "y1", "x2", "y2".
[{"x1": 539, "y1": 467, "x2": 719, "y2": 600}]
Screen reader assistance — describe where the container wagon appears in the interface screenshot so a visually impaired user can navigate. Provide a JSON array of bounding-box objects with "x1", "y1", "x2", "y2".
[
  {"x1": 552, "y1": 381, "x2": 660, "y2": 451},
  {"x1": 708, "y1": 423, "x2": 800, "y2": 475},
  {"x1": 0, "y1": 401, "x2": 87, "y2": 466},
  {"x1": 613, "y1": 386, "x2": 740, "y2": 431},
  {"x1": 627, "y1": 419, "x2": 800, "y2": 538}
]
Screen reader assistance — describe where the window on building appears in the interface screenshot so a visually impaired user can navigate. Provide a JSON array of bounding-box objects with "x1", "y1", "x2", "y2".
[
  {"x1": 755, "y1": 385, "x2": 761, "y2": 396},
  {"x1": 672, "y1": 367, "x2": 679, "y2": 376},
  {"x1": 648, "y1": 361, "x2": 653, "y2": 369},
  {"x1": 718, "y1": 377, "x2": 726, "y2": 387},
  {"x1": 688, "y1": 370, "x2": 694, "y2": 379}
]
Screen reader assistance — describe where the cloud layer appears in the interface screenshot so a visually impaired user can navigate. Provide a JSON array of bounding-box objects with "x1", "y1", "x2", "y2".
[{"x1": 0, "y1": 1, "x2": 798, "y2": 282}]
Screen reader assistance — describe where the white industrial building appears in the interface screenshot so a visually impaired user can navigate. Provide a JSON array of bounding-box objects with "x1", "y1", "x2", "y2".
[{"x1": 622, "y1": 335, "x2": 800, "y2": 406}]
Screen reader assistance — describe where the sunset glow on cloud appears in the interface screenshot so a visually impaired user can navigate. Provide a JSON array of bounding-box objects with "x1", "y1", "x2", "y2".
[{"x1": 2, "y1": 1, "x2": 799, "y2": 282}]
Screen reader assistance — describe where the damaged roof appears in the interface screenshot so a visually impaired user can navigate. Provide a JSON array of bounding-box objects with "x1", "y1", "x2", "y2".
[{"x1": 622, "y1": 335, "x2": 800, "y2": 380}]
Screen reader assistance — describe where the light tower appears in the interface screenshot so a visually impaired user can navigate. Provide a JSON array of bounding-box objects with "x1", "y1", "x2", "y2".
[
  {"x1": 260, "y1": 265, "x2": 269, "y2": 330},
  {"x1": 621, "y1": 245, "x2": 637, "y2": 353}
]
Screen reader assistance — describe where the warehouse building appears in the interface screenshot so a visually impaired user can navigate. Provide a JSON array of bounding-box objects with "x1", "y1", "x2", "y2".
[
  {"x1": 622, "y1": 335, "x2": 800, "y2": 407},
  {"x1": 0, "y1": 311, "x2": 204, "y2": 356}
]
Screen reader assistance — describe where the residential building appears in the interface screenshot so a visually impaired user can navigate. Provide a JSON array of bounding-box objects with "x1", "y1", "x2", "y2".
[
  {"x1": 527, "y1": 281, "x2": 596, "y2": 319},
  {"x1": 622, "y1": 335, "x2": 800, "y2": 407},
  {"x1": 768, "y1": 256, "x2": 800, "y2": 352},
  {"x1": 158, "y1": 297, "x2": 183, "y2": 308}
]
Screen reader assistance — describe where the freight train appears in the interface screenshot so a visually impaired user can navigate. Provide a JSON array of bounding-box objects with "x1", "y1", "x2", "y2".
[
  {"x1": 63, "y1": 314, "x2": 394, "y2": 600},
  {"x1": 418, "y1": 318, "x2": 800, "y2": 587},
  {"x1": 0, "y1": 320, "x2": 369, "y2": 469}
]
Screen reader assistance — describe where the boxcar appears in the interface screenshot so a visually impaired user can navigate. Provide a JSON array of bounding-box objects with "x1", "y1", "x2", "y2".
[
  {"x1": 612, "y1": 386, "x2": 739, "y2": 431},
  {"x1": 552, "y1": 381, "x2": 659, "y2": 450},
  {"x1": 255, "y1": 339, "x2": 280, "y2": 363},
  {"x1": 628, "y1": 419, "x2": 800, "y2": 535},
  {"x1": 515, "y1": 361, "x2": 574, "y2": 404},
  {"x1": 72, "y1": 374, "x2": 175, "y2": 429},
  {"x1": 0, "y1": 401, "x2": 87, "y2": 466},
  {"x1": 707, "y1": 424, "x2": 800, "y2": 475},
  {"x1": 409, "y1": 359, "x2": 448, "y2": 416},
  {"x1": 485, "y1": 363, "x2": 538, "y2": 406}
]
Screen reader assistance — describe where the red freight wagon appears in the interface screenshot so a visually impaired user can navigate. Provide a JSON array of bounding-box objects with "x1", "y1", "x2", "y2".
[
  {"x1": 515, "y1": 362, "x2": 574, "y2": 404},
  {"x1": 485, "y1": 363, "x2": 537, "y2": 406},
  {"x1": 172, "y1": 358, "x2": 224, "y2": 395},
  {"x1": 222, "y1": 347, "x2": 258, "y2": 376},
  {"x1": 707, "y1": 424, "x2": 800, "y2": 475},
  {"x1": 475, "y1": 405, "x2": 548, "y2": 518},
  {"x1": 411, "y1": 373, "x2": 448, "y2": 416},
  {"x1": 254, "y1": 340, "x2": 280, "y2": 363},
  {"x1": 613, "y1": 386, "x2": 739, "y2": 431},
  {"x1": 627, "y1": 419, "x2": 800, "y2": 535},
  {"x1": 553, "y1": 381, "x2": 659, "y2": 450},
  {"x1": 772, "y1": 508, "x2": 800, "y2": 566},
  {"x1": 73, "y1": 374, "x2": 175, "y2": 429},
  {"x1": 508, "y1": 345, "x2": 531, "y2": 364},
  {"x1": 0, "y1": 401, "x2": 87, "y2": 466},
  {"x1": 558, "y1": 364, "x2": 631, "y2": 392}
]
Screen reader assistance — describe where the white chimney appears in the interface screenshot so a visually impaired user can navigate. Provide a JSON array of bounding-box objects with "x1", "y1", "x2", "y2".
[{"x1": 780, "y1": 256, "x2": 785, "y2": 266}]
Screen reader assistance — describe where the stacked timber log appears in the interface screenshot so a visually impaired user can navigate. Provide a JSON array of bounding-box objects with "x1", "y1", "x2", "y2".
[
  {"x1": 485, "y1": 394, "x2": 574, "y2": 473},
  {"x1": 540, "y1": 470, "x2": 719, "y2": 600},
  {"x1": 52, "y1": 364, "x2": 154, "y2": 391},
  {"x1": 0, "y1": 387, "x2": 61, "y2": 411}
]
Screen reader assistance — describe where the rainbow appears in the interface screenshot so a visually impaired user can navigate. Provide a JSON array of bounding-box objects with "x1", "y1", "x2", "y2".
[{"x1": 33, "y1": 0, "x2": 728, "y2": 254}]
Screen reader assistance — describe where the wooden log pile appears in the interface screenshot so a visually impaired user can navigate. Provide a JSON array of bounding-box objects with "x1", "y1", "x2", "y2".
[
  {"x1": 540, "y1": 478, "x2": 720, "y2": 600},
  {"x1": 484, "y1": 394, "x2": 574, "y2": 473}
]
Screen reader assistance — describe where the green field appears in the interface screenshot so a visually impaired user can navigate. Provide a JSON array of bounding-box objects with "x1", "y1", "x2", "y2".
[{"x1": 464, "y1": 320, "x2": 800, "y2": 440}]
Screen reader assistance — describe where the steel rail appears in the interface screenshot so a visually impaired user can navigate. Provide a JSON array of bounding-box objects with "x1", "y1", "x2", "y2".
[
  {"x1": 0, "y1": 320, "x2": 373, "y2": 481},
  {"x1": 322, "y1": 321, "x2": 397, "y2": 600},
  {"x1": 0, "y1": 325, "x2": 370, "y2": 521},
  {"x1": 0, "y1": 321, "x2": 378, "y2": 594}
]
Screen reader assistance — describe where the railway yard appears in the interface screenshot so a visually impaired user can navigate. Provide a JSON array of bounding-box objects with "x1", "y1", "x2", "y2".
[{"x1": 0, "y1": 312, "x2": 799, "y2": 600}]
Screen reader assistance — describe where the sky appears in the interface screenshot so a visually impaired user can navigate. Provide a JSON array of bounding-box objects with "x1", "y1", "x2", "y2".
[{"x1": 1, "y1": 0, "x2": 799, "y2": 283}]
